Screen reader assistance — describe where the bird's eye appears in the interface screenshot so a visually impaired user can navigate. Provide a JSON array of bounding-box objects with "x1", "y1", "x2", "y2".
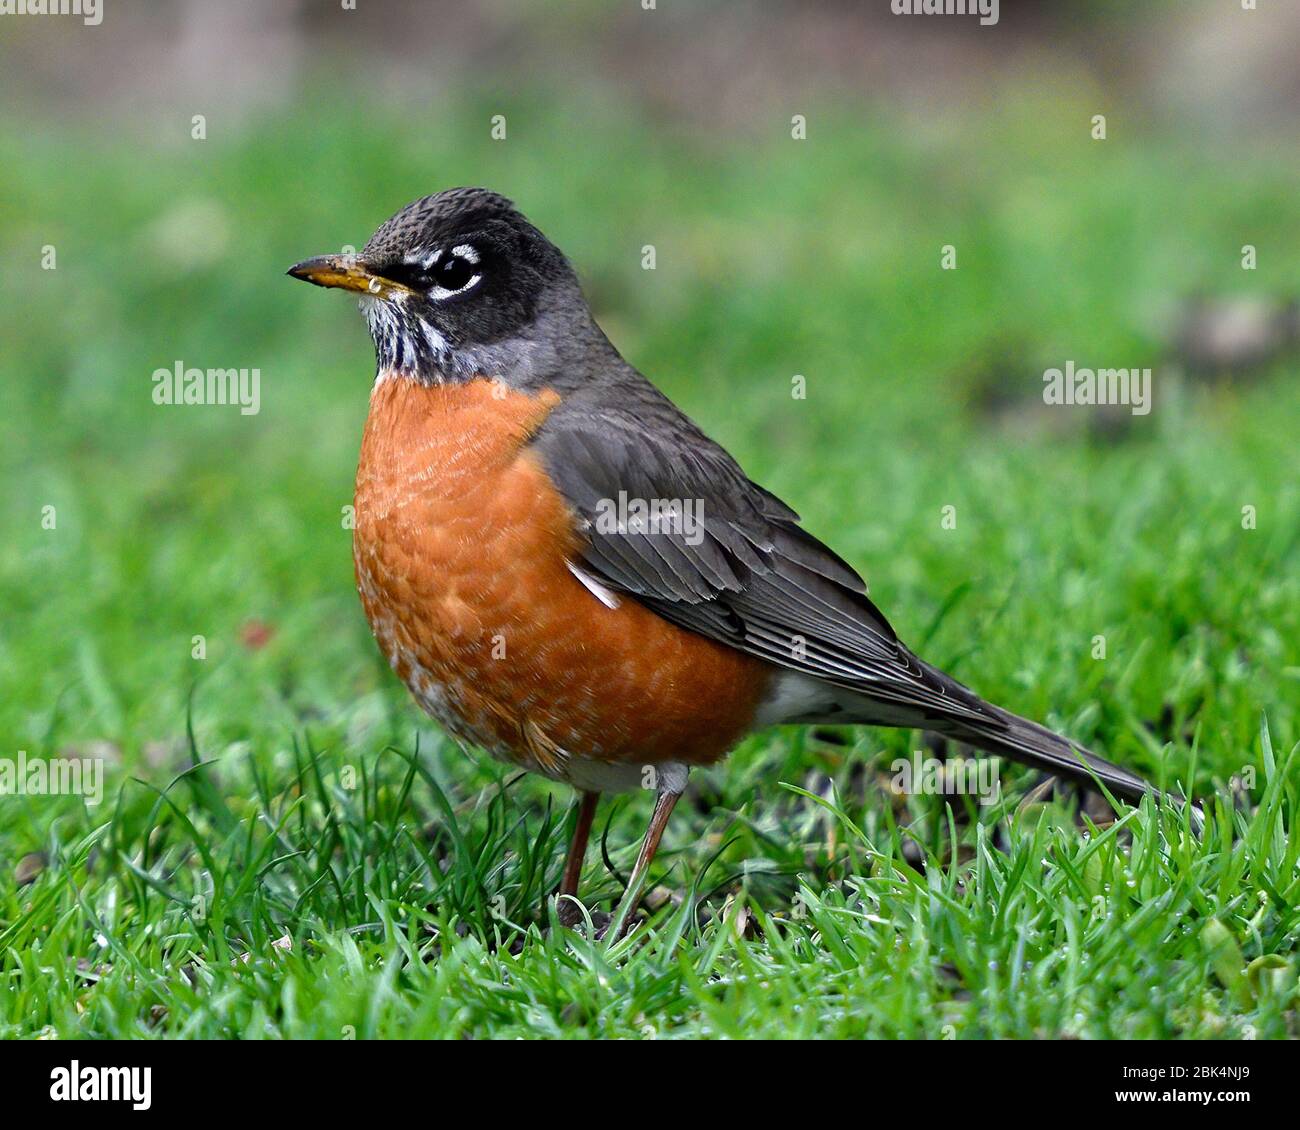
[
  {"x1": 395, "y1": 247, "x2": 482, "y2": 297},
  {"x1": 434, "y1": 254, "x2": 478, "y2": 292}
]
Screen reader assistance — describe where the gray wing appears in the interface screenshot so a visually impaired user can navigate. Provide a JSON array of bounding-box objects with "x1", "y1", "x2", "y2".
[{"x1": 530, "y1": 383, "x2": 995, "y2": 725}]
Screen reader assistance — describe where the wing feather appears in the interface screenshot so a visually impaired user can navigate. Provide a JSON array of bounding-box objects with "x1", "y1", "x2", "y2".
[{"x1": 530, "y1": 385, "x2": 993, "y2": 726}]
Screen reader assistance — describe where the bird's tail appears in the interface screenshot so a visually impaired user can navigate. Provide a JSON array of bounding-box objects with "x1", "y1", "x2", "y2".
[{"x1": 905, "y1": 657, "x2": 1201, "y2": 829}]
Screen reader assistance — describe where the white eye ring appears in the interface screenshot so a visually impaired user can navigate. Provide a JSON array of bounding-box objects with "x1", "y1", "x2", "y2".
[{"x1": 429, "y1": 272, "x2": 481, "y2": 301}]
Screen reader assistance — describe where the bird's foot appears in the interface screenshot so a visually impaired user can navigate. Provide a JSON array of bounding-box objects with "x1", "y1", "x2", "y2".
[{"x1": 553, "y1": 895, "x2": 612, "y2": 936}]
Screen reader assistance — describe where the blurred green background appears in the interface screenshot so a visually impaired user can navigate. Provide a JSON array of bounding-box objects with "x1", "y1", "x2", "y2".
[
  {"x1": 2, "y1": 0, "x2": 1295, "y2": 778},
  {"x1": 0, "y1": 0, "x2": 1298, "y2": 1039}
]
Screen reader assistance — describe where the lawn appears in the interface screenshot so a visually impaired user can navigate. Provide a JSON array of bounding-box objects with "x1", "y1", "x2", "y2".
[{"x1": 1, "y1": 88, "x2": 1297, "y2": 1039}]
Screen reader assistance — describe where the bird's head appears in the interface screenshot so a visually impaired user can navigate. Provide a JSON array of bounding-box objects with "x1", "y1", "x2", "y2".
[{"x1": 289, "y1": 188, "x2": 598, "y2": 386}]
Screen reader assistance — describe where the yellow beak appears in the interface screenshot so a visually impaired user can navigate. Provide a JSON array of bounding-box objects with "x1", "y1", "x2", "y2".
[{"x1": 286, "y1": 254, "x2": 414, "y2": 299}]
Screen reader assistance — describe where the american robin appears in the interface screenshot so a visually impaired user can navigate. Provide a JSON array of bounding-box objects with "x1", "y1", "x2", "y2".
[{"x1": 289, "y1": 188, "x2": 1187, "y2": 935}]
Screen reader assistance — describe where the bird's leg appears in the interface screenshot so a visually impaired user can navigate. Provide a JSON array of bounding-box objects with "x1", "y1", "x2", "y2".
[
  {"x1": 555, "y1": 790, "x2": 599, "y2": 925},
  {"x1": 608, "y1": 775, "x2": 684, "y2": 941}
]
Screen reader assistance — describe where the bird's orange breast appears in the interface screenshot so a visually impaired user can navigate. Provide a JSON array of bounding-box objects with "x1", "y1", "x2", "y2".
[{"x1": 352, "y1": 374, "x2": 770, "y2": 779}]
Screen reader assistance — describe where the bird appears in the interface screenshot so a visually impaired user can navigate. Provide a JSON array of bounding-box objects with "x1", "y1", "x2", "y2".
[{"x1": 289, "y1": 188, "x2": 1188, "y2": 936}]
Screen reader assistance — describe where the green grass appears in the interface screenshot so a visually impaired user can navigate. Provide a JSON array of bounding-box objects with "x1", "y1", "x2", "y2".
[{"x1": 1, "y1": 88, "x2": 1298, "y2": 1038}]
